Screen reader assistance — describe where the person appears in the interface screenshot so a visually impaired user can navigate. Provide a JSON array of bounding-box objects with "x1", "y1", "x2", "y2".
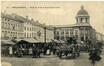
[
  {"x1": 37, "y1": 47, "x2": 41, "y2": 58},
  {"x1": 32, "y1": 46, "x2": 37, "y2": 58},
  {"x1": 15, "y1": 48, "x2": 23, "y2": 57},
  {"x1": 59, "y1": 49, "x2": 63, "y2": 59},
  {"x1": 29, "y1": 47, "x2": 33, "y2": 55},
  {"x1": 8, "y1": 46, "x2": 13, "y2": 57},
  {"x1": 56, "y1": 46, "x2": 60, "y2": 56},
  {"x1": 53, "y1": 45, "x2": 56, "y2": 55},
  {"x1": 89, "y1": 48, "x2": 101, "y2": 62},
  {"x1": 46, "y1": 48, "x2": 50, "y2": 55},
  {"x1": 43, "y1": 45, "x2": 47, "y2": 55},
  {"x1": 75, "y1": 43, "x2": 81, "y2": 56}
]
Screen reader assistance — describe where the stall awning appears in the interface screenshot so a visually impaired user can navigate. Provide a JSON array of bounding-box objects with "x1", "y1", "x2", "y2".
[
  {"x1": 22, "y1": 38, "x2": 40, "y2": 43},
  {"x1": 52, "y1": 39, "x2": 61, "y2": 43},
  {"x1": 1, "y1": 40, "x2": 16, "y2": 46},
  {"x1": 52, "y1": 39, "x2": 66, "y2": 44},
  {"x1": 11, "y1": 38, "x2": 23, "y2": 43},
  {"x1": 59, "y1": 40, "x2": 66, "y2": 43}
]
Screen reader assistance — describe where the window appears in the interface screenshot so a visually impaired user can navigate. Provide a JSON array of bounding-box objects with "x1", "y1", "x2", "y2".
[
  {"x1": 2, "y1": 22, "x2": 4, "y2": 28},
  {"x1": 11, "y1": 32, "x2": 12, "y2": 37},
  {"x1": 70, "y1": 29, "x2": 73, "y2": 34},
  {"x1": 24, "y1": 33, "x2": 26, "y2": 38},
  {"x1": 2, "y1": 31, "x2": 4, "y2": 37},
  {"x1": 80, "y1": 29, "x2": 84, "y2": 35},
  {"x1": 8, "y1": 31, "x2": 10, "y2": 33},
  {"x1": 86, "y1": 18, "x2": 88, "y2": 23},
  {"x1": 24, "y1": 26, "x2": 26, "y2": 30},
  {"x1": 13, "y1": 25, "x2": 15, "y2": 30},
  {"x1": 8, "y1": 19, "x2": 10, "y2": 21},
  {"x1": 30, "y1": 33, "x2": 31, "y2": 38},
  {"x1": 56, "y1": 31, "x2": 59, "y2": 35},
  {"x1": 77, "y1": 18, "x2": 78, "y2": 23},
  {"x1": 61, "y1": 36, "x2": 64, "y2": 40},
  {"x1": 27, "y1": 33, "x2": 28, "y2": 38},
  {"x1": 5, "y1": 18, "x2": 7, "y2": 21},
  {"x1": 66, "y1": 31, "x2": 69, "y2": 34},
  {"x1": 56, "y1": 36, "x2": 59, "y2": 40},
  {"x1": 8, "y1": 23, "x2": 10, "y2": 29},
  {"x1": 61, "y1": 31, "x2": 64, "y2": 35},
  {"x1": 27, "y1": 27, "x2": 28, "y2": 31},
  {"x1": 5, "y1": 23, "x2": 7, "y2": 29},
  {"x1": 75, "y1": 30, "x2": 78, "y2": 35},
  {"x1": 80, "y1": 18, "x2": 84, "y2": 23},
  {"x1": 81, "y1": 37, "x2": 84, "y2": 41}
]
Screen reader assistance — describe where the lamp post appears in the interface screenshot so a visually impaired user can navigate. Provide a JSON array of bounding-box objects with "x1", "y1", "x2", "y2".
[
  {"x1": 53, "y1": 27, "x2": 56, "y2": 39},
  {"x1": 44, "y1": 27, "x2": 46, "y2": 44}
]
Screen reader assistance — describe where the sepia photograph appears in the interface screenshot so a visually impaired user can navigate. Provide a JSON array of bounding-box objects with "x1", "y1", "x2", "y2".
[{"x1": 1, "y1": 1, "x2": 104, "y2": 66}]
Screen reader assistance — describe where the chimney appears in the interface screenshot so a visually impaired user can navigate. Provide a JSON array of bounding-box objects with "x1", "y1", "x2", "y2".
[
  {"x1": 31, "y1": 18, "x2": 34, "y2": 21},
  {"x1": 26, "y1": 16, "x2": 28, "y2": 19}
]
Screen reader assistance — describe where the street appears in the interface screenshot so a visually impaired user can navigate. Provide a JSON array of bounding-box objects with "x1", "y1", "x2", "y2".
[{"x1": 1, "y1": 50, "x2": 104, "y2": 66}]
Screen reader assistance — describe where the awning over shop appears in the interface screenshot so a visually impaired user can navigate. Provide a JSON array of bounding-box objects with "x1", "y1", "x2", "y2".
[
  {"x1": 1, "y1": 40, "x2": 16, "y2": 46},
  {"x1": 59, "y1": 40, "x2": 66, "y2": 43},
  {"x1": 12, "y1": 38, "x2": 23, "y2": 43},
  {"x1": 12, "y1": 38, "x2": 40, "y2": 44},
  {"x1": 23, "y1": 38, "x2": 40, "y2": 43},
  {"x1": 52, "y1": 39, "x2": 66, "y2": 44},
  {"x1": 52, "y1": 39, "x2": 61, "y2": 43}
]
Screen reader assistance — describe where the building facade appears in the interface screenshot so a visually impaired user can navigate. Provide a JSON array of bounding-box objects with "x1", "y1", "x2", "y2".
[
  {"x1": 53, "y1": 6, "x2": 96, "y2": 43},
  {"x1": 1, "y1": 12, "x2": 24, "y2": 40},
  {"x1": 96, "y1": 32, "x2": 104, "y2": 42},
  {"x1": 1, "y1": 12, "x2": 54, "y2": 43}
]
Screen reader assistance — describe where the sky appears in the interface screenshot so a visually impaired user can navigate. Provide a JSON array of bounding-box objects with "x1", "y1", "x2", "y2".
[{"x1": 1, "y1": 1, "x2": 104, "y2": 34}]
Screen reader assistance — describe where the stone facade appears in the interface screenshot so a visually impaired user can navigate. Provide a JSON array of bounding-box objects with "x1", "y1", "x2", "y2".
[
  {"x1": 1, "y1": 12, "x2": 54, "y2": 43},
  {"x1": 53, "y1": 6, "x2": 96, "y2": 43}
]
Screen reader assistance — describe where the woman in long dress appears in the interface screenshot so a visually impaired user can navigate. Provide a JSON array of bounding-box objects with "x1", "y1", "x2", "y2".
[
  {"x1": 9, "y1": 46, "x2": 13, "y2": 57},
  {"x1": 29, "y1": 47, "x2": 33, "y2": 55},
  {"x1": 46, "y1": 48, "x2": 50, "y2": 55}
]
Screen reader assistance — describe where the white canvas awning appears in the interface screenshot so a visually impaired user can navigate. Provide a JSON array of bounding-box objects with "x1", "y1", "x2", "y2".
[
  {"x1": 23, "y1": 38, "x2": 40, "y2": 43},
  {"x1": 1, "y1": 40, "x2": 16, "y2": 46}
]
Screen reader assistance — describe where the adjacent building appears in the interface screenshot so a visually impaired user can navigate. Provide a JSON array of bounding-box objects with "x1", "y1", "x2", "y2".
[
  {"x1": 1, "y1": 12, "x2": 54, "y2": 43},
  {"x1": 53, "y1": 6, "x2": 96, "y2": 43},
  {"x1": 1, "y1": 12, "x2": 24, "y2": 40},
  {"x1": 96, "y1": 32, "x2": 104, "y2": 43}
]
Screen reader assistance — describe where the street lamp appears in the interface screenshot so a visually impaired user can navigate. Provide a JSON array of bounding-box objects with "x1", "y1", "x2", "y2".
[
  {"x1": 44, "y1": 27, "x2": 46, "y2": 43},
  {"x1": 43, "y1": 23, "x2": 46, "y2": 43}
]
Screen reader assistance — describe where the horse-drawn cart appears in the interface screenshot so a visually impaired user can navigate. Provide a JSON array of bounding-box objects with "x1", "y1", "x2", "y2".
[{"x1": 56, "y1": 44, "x2": 81, "y2": 59}]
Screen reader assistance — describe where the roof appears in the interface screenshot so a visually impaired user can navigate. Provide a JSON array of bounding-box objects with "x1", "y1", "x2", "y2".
[
  {"x1": 77, "y1": 6, "x2": 89, "y2": 16},
  {"x1": 52, "y1": 24, "x2": 92, "y2": 28},
  {"x1": 1, "y1": 12, "x2": 25, "y2": 23}
]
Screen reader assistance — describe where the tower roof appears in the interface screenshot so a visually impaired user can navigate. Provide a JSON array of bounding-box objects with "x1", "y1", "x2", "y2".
[{"x1": 77, "y1": 6, "x2": 89, "y2": 16}]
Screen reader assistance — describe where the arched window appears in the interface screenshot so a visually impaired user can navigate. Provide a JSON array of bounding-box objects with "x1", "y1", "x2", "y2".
[
  {"x1": 80, "y1": 18, "x2": 83, "y2": 23},
  {"x1": 57, "y1": 31, "x2": 59, "y2": 35},
  {"x1": 86, "y1": 18, "x2": 88, "y2": 23}
]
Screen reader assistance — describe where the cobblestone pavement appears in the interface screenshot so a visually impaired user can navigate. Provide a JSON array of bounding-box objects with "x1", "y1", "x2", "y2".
[{"x1": 1, "y1": 50, "x2": 104, "y2": 66}]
